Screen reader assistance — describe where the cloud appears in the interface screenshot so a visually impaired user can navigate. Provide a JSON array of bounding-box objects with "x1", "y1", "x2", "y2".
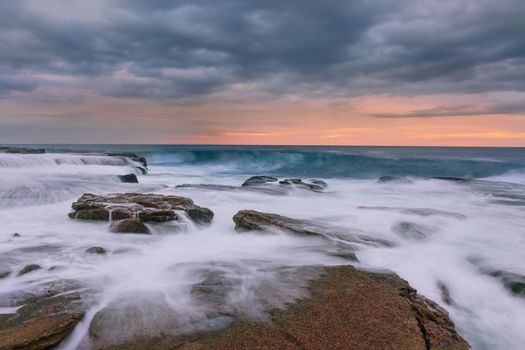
[
  {"x1": 372, "y1": 101, "x2": 525, "y2": 118},
  {"x1": 0, "y1": 0, "x2": 524, "y2": 102}
]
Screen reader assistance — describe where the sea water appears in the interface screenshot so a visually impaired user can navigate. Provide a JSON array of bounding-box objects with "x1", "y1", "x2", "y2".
[{"x1": 0, "y1": 145, "x2": 524, "y2": 349}]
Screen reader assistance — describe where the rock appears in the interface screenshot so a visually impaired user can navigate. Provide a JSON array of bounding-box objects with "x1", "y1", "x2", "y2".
[
  {"x1": 94, "y1": 265, "x2": 469, "y2": 350},
  {"x1": 117, "y1": 174, "x2": 139, "y2": 183},
  {"x1": 430, "y1": 177, "x2": 471, "y2": 182},
  {"x1": 185, "y1": 206, "x2": 215, "y2": 225},
  {"x1": 392, "y1": 222, "x2": 430, "y2": 240},
  {"x1": 18, "y1": 264, "x2": 41, "y2": 276},
  {"x1": 378, "y1": 176, "x2": 413, "y2": 184},
  {"x1": 279, "y1": 178, "x2": 327, "y2": 191},
  {"x1": 241, "y1": 176, "x2": 279, "y2": 187},
  {"x1": 438, "y1": 281, "x2": 454, "y2": 305},
  {"x1": 110, "y1": 219, "x2": 150, "y2": 234},
  {"x1": 241, "y1": 176, "x2": 328, "y2": 192},
  {"x1": 85, "y1": 246, "x2": 107, "y2": 254},
  {"x1": 0, "y1": 271, "x2": 11, "y2": 279},
  {"x1": 0, "y1": 146, "x2": 46, "y2": 154},
  {"x1": 12, "y1": 233, "x2": 20, "y2": 238},
  {"x1": 0, "y1": 292, "x2": 84, "y2": 350},
  {"x1": 69, "y1": 193, "x2": 214, "y2": 227},
  {"x1": 233, "y1": 210, "x2": 394, "y2": 248}
]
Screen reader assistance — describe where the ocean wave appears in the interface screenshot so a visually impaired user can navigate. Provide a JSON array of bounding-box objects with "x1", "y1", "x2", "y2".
[{"x1": 143, "y1": 148, "x2": 525, "y2": 179}]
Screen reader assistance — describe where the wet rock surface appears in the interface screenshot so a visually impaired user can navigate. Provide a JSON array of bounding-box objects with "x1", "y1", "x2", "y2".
[
  {"x1": 233, "y1": 210, "x2": 394, "y2": 248},
  {"x1": 85, "y1": 246, "x2": 107, "y2": 254},
  {"x1": 17, "y1": 264, "x2": 42, "y2": 276},
  {"x1": 68, "y1": 193, "x2": 214, "y2": 232},
  {"x1": 0, "y1": 280, "x2": 86, "y2": 350},
  {"x1": 392, "y1": 222, "x2": 434, "y2": 240},
  {"x1": 117, "y1": 174, "x2": 139, "y2": 183},
  {"x1": 110, "y1": 218, "x2": 150, "y2": 234},
  {"x1": 483, "y1": 269, "x2": 525, "y2": 297},
  {"x1": 242, "y1": 176, "x2": 328, "y2": 192},
  {"x1": 90, "y1": 265, "x2": 469, "y2": 350}
]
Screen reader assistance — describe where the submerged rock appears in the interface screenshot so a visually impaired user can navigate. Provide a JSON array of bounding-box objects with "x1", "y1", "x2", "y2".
[
  {"x1": 17, "y1": 264, "x2": 41, "y2": 276},
  {"x1": 233, "y1": 210, "x2": 394, "y2": 248},
  {"x1": 485, "y1": 269, "x2": 525, "y2": 297},
  {"x1": 85, "y1": 246, "x2": 107, "y2": 254},
  {"x1": 68, "y1": 193, "x2": 214, "y2": 230},
  {"x1": 117, "y1": 174, "x2": 139, "y2": 183},
  {"x1": 0, "y1": 271, "x2": 11, "y2": 279},
  {"x1": 92, "y1": 265, "x2": 469, "y2": 350},
  {"x1": 378, "y1": 176, "x2": 413, "y2": 184},
  {"x1": 110, "y1": 219, "x2": 150, "y2": 234},
  {"x1": 392, "y1": 222, "x2": 432, "y2": 240}
]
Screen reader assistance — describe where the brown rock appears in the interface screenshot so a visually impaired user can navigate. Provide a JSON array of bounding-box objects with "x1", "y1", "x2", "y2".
[
  {"x1": 110, "y1": 219, "x2": 150, "y2": 234},
  {"x1": 91, "y1": 266, "x2": 469, "y2": 350},
  {"x1": 233, "y1": 210, "x2": 393, "y2": 247},
  {"x1": 69, "y1": 193, "x2": 213, "y2": 226},
  {"x1": 0, "y1": 293, "x2": 84, "y2": 350}
]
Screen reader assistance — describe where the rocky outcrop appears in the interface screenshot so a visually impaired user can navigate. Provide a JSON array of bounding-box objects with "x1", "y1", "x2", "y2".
[
  {"x1": 68, "y1": 193, "x2": 214, "y2": 232},
  {"x1": 117, "y1": 174, "x2": 139, "y2": 183},
  {"x1": 89, "y1": 265, "x2": 469, "y2": 350},
  {"x1": 241, "y1": 176, "x2": 328, "y2": 192},
  {"x1": 233, "y1": 210, "x2": 393, "y2": 248},
  {"x1": 0, "y1": 281, "x2": 85, "y2": 350}
]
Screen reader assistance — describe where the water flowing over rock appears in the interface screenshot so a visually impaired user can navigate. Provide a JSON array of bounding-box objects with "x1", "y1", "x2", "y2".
[
  {"x1": 87, "y1": 265, "x2": 469, "y2": 350},
  {"x1": 68, "y1": 193, "x2": 214, "y2": 232}
]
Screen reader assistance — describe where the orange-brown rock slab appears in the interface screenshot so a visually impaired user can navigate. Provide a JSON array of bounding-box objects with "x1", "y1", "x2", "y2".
[{"x1": 93, "y1": 265, "x2": 469, "y2": 350}]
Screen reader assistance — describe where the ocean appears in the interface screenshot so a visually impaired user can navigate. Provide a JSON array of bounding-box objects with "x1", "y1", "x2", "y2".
[{"x1": 1, "y1": 145, "x2": 524, "y2": 349}]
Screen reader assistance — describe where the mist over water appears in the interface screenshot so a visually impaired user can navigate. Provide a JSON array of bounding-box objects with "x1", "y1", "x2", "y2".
[{"x1": 1, "y1": 146, "x2": 525, "y2": 349}]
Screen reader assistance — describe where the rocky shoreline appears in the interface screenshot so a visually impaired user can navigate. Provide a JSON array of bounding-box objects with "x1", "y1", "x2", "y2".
[
  {"x1": 0, "y1": 199, "x2": 471, "y2": 350},
  {"x1": 0, "y1": 149, "x2": 472, "y2": 349}
]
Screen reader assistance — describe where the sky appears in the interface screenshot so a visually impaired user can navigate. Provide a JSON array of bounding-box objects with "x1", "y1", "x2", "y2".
[{"x1": 0, "y1": 0, "x2": 524, "y2": 146}]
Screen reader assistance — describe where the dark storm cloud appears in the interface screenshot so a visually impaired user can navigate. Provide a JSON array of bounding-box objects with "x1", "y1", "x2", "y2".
[
  {"x1": 0, "y1": 0, "x2": 524, "y2": 100},
  {"x1": 372, "y1": 101, "x2": 525, "y2": 118}
]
